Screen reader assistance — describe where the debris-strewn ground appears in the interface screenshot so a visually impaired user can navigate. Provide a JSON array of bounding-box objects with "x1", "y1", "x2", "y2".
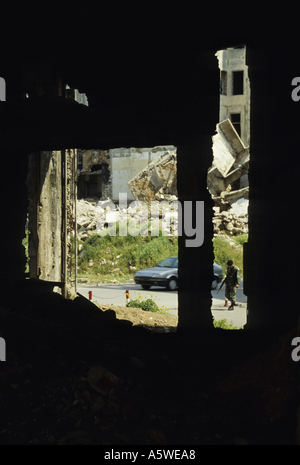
[
  {"x1": 0, "y1": 286, "x2": 298, "y2": 445},
  {"x1": 98, "y1": 304, "x2": 178, "y2": 333}
]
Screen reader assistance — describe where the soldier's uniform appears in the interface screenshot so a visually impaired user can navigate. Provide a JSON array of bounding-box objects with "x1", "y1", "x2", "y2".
[{"x1": 225, "y1": 261, "x2": 240, "y2": 310}]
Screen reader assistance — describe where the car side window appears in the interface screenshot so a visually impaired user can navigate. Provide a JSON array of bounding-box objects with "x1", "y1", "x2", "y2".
[{"x1": 173, "y1": 258, "x2": 178, "y2": 267}]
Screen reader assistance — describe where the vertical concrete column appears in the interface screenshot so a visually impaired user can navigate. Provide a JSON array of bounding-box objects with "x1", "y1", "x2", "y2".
[
  {"x1": 245, "y1": 45, "x2": 300, "y2": 332},
  {"x1": 177, "y1": 136, "x2": 215, "y2": 331},
  {"x1": 1, "y1": 149, "x2": 28, "y2": 281},
  {"x1": 28, "y1": 151, "x2": 62, "y2": 282},
  {"x1": 61, "y1": 149, "x2": 68, "y2": 298},
  {"x1": 174, "y1": 47, "x2": 219, "y2": 332}
]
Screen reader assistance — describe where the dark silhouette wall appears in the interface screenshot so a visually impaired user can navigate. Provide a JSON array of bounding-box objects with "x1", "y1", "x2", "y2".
[{"x1": 1, "y1": 8, "x2": 300, "y2": 334}]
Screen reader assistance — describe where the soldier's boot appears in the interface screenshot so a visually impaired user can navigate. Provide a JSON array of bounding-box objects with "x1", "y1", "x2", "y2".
[{"x1": 228, "y1": 301, "x2": 235, "y2": 310}]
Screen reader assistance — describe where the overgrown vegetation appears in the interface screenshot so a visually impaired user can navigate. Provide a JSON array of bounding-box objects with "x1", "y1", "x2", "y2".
[
  {"x1": 22, "y1": 227, "x2": 245, "y2": 328},
  {"x1": 77, "y1": 232, "x2": 178, "y2": 281},
  {"x1": 126, "y1": 292, "x2": 169, "y2": 314},
  {"x1": 74, "y1": 231, "x2": 247, "y2": 281},
  {"x1": 23, "y1": 225, "x2": 247, "y2": 282},
  {"x1": 77, "y1": 232, "x2": 246, "y2": 279},
  {"x1": 213, "y1": 318, "x2": 241, "y2": 330},
  {"x1": 212, "y1": 233, "x2": 247, "y2": 277}
]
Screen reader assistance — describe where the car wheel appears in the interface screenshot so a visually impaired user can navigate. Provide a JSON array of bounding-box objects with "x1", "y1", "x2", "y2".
[
  {"x1": 166, "y1": 278, "x2": 177, "y2": 291},
  {"x1": 211, "y1": 279, "x2": 218, "y2": 290},
  {"x1": 141, "y1": 285, "x2": 151, "y2": 290}
]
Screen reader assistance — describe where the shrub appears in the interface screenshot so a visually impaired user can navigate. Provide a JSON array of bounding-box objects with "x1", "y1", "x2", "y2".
[
  {"x1": 78, "y1": 232, "x2": 178, "y2": 276},
  {"x1": 213, "y1": 318, "x2": 241, "y2": 330},
  {"x1": 77, "y1": 228, "x2": 244, "y2": 280},
  {"x1": 213, "y1": 235, "x2": 243, "y2": 276},
  {"x1": 128, "y1": 235, "x2": 178, "y2": 269},
  {"x1": 126, "y1": 292, "x2": 168, "y2": 313},
  {"x1": 127, "y1": 298, "x2": 161, "y2": 312}
]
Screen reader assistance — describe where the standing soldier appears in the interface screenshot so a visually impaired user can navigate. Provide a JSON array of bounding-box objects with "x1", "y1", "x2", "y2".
[{"x1": 225, "y1": 259, "x2": 240, "y2": 310}]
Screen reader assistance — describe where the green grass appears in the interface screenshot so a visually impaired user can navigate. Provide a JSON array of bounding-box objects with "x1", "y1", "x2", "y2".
[
  {"x1": 76, "y1": 230, "x2": 246, "y2": 281},
  {"x1": 126, "y1": 291, "x2": 169, "y2": 314},
  {"x1": 23, "y1": 222, "x2": 246, "y2": 286},
  {"x1": 22, "y1": 227, "x2": 245, "y2": 329},
  {"x1": 77, "y1": 232, "x2": 178, "y2": 278},
  {"x1": 232, "y1": 233, "x2": 248, "y2": 246},
  {"x1": 213, "y1": 318, "x2": 242, "y2": 330},
  {"x1": 212, "y1": 234, "x2": 246, "y2": 277}
]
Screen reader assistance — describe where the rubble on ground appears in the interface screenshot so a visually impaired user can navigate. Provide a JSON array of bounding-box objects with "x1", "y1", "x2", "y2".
[
  {"x1": 207, "y1": 119, "x2": 249, "y2": 236},
  {"x1": 213, "y1": 196, "x2": 248, "y2": 236},
  {"x1": 77, "y1": 120, "x2": 250, "y2": 240},
  {"x1": 77, "y1": 193, "x2": 247, "y2": 240},
  {"x1": 98, "y1": 304, "x2": 178, "y2": 333},
  {"x1": 76, "y1": 198, "x2": 179, "y2": 240},
  {"x1": 0, "y1": 289, "x2": 297, "y2": 445},
  {"x1": 76, "y1": 199, "x2": 102, "y2": 240}
]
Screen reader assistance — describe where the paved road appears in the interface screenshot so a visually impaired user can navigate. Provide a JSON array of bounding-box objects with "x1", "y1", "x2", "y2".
[
  {"x1": 210, "y1": 280, "x2": 247, "y2": 328},
  {"x1": 77, "y1": 280, "x2": 247, "y2": 328}
]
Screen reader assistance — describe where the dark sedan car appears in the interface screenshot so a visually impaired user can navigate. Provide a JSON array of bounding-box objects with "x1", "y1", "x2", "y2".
[{"x1": 134, "y1": 257, "x2": 223, "y2": 291}]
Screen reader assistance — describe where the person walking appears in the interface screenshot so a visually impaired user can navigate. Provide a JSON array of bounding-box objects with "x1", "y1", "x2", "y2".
[{"x1": 225, "y1": 259, "x2": 240, "y2": 310}]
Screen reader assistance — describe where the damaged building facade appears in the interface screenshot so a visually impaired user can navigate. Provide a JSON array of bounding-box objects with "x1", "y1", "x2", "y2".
[
  {"x1": 208, "y1": 118, "x2": 250, "y2": 235},
  {"x1": 76, "y1": 149, "x2": 178, "y2": 241},
  {"x1": 216, "y1": 46, "x2": 251, "y2": 147},
  {"x1": 78, "y1": 47, "x2": 250, "y2": 227},
  {"x1": 77, "y1": 146, "x2": 176, "y2": 202},
  {"x1": 208, "y1": 45, "x2": 250, "y2": 235},
  {"x1": 26, "y1": 86, "x2": 87, "y2": 298},
  {"x1": 77, "y1": 149, "x2": 111, "y2": 200},
  {"x1": 27, "y1": 148, "x2": 78, "y2": 298}
]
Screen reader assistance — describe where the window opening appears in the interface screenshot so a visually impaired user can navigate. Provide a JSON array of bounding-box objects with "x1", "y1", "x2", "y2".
[
  {"x1": 232, "y1": 70, "x2": 244, "y2": 95},
  {"x1": 75, "y1": 145, "x2": 178, "y2": 331},
  {"x1": 230, "y1": 113, "x2": 241, "y2": 137},
  {"x1": 208, "y1": 45, "x2": 250, "y2": 329}
]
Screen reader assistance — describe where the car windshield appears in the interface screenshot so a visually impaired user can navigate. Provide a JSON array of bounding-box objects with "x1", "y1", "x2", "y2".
[{"x1": 157, "y1": 257, "x2": 178, "y2": 268}]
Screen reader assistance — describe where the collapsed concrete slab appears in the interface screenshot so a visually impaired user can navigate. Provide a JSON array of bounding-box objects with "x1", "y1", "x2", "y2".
[
  {"x1": 207, "y1": 119, "x2": 250, "y2": 197},
  {"x1": 127, "y1": 150, "x2": 177, "y2": 202}
]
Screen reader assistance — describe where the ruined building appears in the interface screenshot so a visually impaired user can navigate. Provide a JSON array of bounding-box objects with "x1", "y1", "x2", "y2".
[
  {"x1": 208, "y1": 46, "x2": 250, "y2": 235},
  {"x1": 77, "y1": 146, "x2": 176, "y2": 202},
  {"x1": 216, "y1": 46, "x2": 251, "y2": 147},
  {"x1": 1, "y1": 5, "x2": 300, "y2": 444}
]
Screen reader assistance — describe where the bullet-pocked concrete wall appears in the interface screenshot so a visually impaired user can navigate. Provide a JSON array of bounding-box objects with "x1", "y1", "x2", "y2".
[
  {"x1": 244, "y1": 45, "x2": 300, "y2": 331},
  {"x1": 28, "y1": 151, "x2": 62, "y2": 281}
]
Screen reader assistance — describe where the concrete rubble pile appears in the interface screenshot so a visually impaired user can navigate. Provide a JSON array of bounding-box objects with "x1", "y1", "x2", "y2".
[
  {"x1": 208, "y1": 119, "x2": 249, "y2": 235},
  {"x1": 76, "y1": 198, "x2": 179, "y2": 241},
  {"x1": 213, "y1": 196, "x2": 249, "y2": 236},
  {"x1": 207, "y1": 119, "x2": 250, "y2": 197},
  {"x1": 76, "y1": 150, "x2": 179, "y2": 240},
  {"x1": 77, "y1": 199, "x2": 101, "y2": 240},
  {"x1": 77, "y1": 122, "x2": 250, "y2": 239}
]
